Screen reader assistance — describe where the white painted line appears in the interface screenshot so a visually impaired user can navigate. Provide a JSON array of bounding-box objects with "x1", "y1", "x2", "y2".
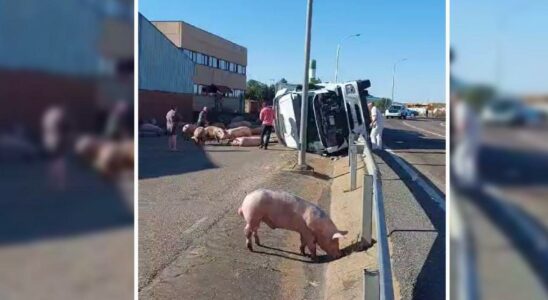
[
  {"x1": 440, "y1": 122, "x2": 445, "y2": 127},
  {"x1": 402, "y1": 121, "x2": 446, "y2": 138},
  {"x1": 482, "y1": 183, "x2": 548, "y2": 252},
  {"x1": 385, "y1": 148, "x2": 446, "y2": 211}
]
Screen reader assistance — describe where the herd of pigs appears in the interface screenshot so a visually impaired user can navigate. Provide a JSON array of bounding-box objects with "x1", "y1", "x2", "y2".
[
  {"x1": 74, "y1": 135, "x2": 134, "y2": 179},
  {"x1": 182, "y1": 121, "x2": 265, "y2": 147},
  {"x1": 141, "y1": 118, "x2": 350, "y2": 260},
  {"x1": 140, "y1": 119, "x2": 271, "y2": 147}
]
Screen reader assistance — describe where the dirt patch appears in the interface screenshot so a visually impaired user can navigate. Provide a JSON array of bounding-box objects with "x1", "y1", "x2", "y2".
[{"x1": 324, "y1": 156, "x2": 378, "y2": 300}]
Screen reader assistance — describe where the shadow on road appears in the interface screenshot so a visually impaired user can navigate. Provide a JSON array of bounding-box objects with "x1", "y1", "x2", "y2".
[
  {"x1": 376, "y1": 150, "x2": 446, "y2": 299},
  {"x1": 0, "y1": 160, "x2": 133, "y2": 245},
  {"x1": 480, "y1": 144, "x2": 548, "y2": 187},
  {"x1": 139, "y1": 137, "x2": 217, "y2": 179},
  {"x1": 383, "y1": 127, "x2": 445, "y2": 151}
]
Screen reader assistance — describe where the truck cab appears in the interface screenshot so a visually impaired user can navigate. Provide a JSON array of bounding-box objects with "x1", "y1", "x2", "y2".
[{"x1": 273, "y1": 79, "x2": 371, "y2": 154}]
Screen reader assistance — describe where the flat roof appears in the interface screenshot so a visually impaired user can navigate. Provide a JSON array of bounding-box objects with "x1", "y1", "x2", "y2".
[{"x1": 151, "y1": 20, "x2": 247, "y2": 51}]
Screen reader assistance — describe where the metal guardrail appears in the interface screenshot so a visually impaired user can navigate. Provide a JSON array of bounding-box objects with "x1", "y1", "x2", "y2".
[
  {"x1": 451, "y1": 197, "x2": 479, "y2": 300},
  {"x1": 348, "y1": 134, "x2": 395, "y2": 300}
]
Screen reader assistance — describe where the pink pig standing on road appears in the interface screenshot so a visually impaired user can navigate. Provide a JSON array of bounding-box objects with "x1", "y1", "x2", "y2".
[{"x1": 238, "y1": 189, "x2": 347, "y2": 260}]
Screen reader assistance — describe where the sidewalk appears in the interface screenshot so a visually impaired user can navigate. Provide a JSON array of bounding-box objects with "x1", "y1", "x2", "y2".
[{"x1": 323, "y1": 156, "x2": 378, "y2": 299}]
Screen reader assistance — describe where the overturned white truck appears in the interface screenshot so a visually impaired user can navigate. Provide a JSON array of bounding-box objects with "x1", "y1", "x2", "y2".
[{"x1": 273, "y1": 80, "x2": 372, "y2": 154}]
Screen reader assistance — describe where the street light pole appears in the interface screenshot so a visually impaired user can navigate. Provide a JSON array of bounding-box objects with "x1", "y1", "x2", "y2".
[
  {"x1": 298, "y1": 0, "x2": 313, "y2": 168},
  {"x1": 334, "y1": 33, "x2": 361, "y2": 83},
  {"x1": 390, "y1": 58, "x2": 407, "y2": 109}
]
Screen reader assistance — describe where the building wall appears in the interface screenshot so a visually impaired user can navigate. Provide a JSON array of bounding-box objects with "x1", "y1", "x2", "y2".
[
  {"x1": 194, "y1": 65, "x2": 245, "y2": 90},
  {"x1": 139, "y1": 14, "x2": 194, "y2": 94},
  {"x1": 152, "y1": 20, "x2": 247, "y2": 102},
  {"x1": 139, "y1": 90, "x2": 194, "y2": 125},
  {"x1": 0, "y1": 0, "x2": 102, "y2": 76},
  {"x1": 192, "y1": 95, "x2": 241, "y2": 113},
  {"x1": 153, "y1": 21, "x2": 247, "y2": 65},
  {"x1": 0, "y1": 70, "x2": 97, "y2": 134}
]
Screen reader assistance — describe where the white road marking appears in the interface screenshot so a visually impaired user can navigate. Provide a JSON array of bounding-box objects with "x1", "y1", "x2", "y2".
[
  {"x1": 402, "y1": 121, "x2": 445, "y2": 138},
  {"x1": 385, "y1": 148, "x2": 446, "y2": 211},
  {"x1": 440, "y1": 122, "x2": 445, "y2": 127},
  {"x1": 482, "y1": 183, "x2": 548, "y2": 252}
]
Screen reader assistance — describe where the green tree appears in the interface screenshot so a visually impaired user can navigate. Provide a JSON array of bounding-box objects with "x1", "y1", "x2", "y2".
[
  {"x1": 245, "y1": 79, "x2": 267, "y2": 100},
  {"x1": 464, "y1": 85, "x2": 495, "y2": 110}
]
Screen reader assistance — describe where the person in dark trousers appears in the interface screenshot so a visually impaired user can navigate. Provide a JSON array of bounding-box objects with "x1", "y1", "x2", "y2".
[
  {"x1": 196, "y1": 106, "x2": 208, "y2": 127},
  {"x1": 259, "y1": 101, "x2": 275, "y2": 149}
]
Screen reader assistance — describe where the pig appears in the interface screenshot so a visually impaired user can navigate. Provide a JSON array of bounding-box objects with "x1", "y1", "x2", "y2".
[
  {"x1": 238, "y1": 189, "x2": 347, "y2": 260},
  {"x1": 93, "y1": 139, "x2": 133, "y2": 178},
  {"x1": 210, "y1": 122, "x2": 226, "y2": 129},
  {"x1": 191, "y1": 126, "x2": 205, "y2": 145},
  {"x1": 231, "y1": 136, "x2": 261, "y2": 147},
  {"x1": 203, "y1": 126, "x2": 227, "y2": 143},
  {"x1": 226, "y1": 126, "x2": 252, "y2": 140},
  {"x1": 74, "y1": 135, "x2": 103, "y2": 163},
  {"x1": 182, "y1": 123, "x2": 198, "y2": 140},
  {"x1": 250, "y1": 126, "x2": 263, "y2": 135}
]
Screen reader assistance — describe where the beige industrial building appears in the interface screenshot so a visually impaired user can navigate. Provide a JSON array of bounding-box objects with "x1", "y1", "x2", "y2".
[{"x1": 152, "y1": 20, "x2": 247, "y2": 113}]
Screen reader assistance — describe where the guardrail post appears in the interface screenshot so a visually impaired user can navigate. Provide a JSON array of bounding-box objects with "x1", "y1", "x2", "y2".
[
  {"x1": 350, "y1": 144, "x2": 357, "y2": 191},
  {"x1": 348, "y1": 133, "x2": 355, "y2": 167},
  {"x1": 363, "y1": 269, "x2": 379, "y2": 300},
  {"x1": 362, "y1": 174, "x2": 373, "y2": 247}
]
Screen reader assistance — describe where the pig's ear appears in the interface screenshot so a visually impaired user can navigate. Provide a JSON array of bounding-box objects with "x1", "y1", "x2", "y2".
[{"x1": 332, "y1": 231, "x2": 348, "y2": 240}]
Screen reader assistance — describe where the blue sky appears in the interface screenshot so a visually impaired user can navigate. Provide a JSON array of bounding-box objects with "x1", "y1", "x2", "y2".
[
  {"x1": 452, "y1": 0, "x2": 548, "y2": 94},
  {"x1": 140, "y1": 0, "x2": 445, "y2": 102}
]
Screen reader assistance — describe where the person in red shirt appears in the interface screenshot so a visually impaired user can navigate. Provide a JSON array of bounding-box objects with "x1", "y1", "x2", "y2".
[{"x1": 259, "y1": 101, "x2": 275, "y2": 149}]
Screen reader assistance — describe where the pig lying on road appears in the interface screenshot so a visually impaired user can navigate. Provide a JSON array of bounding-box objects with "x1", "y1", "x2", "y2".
[
  {"x1": 238, "y1": 189, "x2": 347, "y2": 260},
  {"x1": 227, "y1": 126, "x2": 252, "y2": 140}
]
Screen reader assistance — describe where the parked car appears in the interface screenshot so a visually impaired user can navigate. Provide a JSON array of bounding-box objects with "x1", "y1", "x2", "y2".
[
  {"x1": 402, "y1": 108, "x2": 418, "y2": 119},
  {"x1": 385, "y1": 104, "x2": 406, "y2": 119},
  {"x1": 481, "y1": 98, "x2": 542, "y2": 126}
]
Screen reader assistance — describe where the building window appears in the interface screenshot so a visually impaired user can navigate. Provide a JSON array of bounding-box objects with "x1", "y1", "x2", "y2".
[
  {"x1": 237, "y1": 65, "x2": 246, "y2": 75},
  {"x1": 219, "y1": 59, "x2": 227, "y2": 70},
  {"x1": 210, "y1": 57, "x2": 218, "y2": 68},
  {"x1": 229, "y1": 62, "x2": 236, "y2": 73},
  {"x1": 183, "y1": 49, "x2": 192, "y2": 60},
  {"x1": 193, "y1": 84, "x2": 198, "y2": 94}
]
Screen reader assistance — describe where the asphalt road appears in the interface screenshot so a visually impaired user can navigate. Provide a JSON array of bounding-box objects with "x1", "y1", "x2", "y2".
[
  {"x1": 451, "y1": 124, "x2": 548, "y2": 299},
  {"x1": 138, "y1": 137, "x2": 333, "y2": 299},
  {"x1": 0, "y1": 158, "x2": 134, "y2": 300},
  {"x1": 374, "y1": 117, "x2": 446, "y2": 300}
]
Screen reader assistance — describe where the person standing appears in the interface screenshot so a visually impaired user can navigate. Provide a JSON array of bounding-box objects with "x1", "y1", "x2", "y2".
[
  {"x1": 259, "y1": 101, "x2": 275, "y2": 150},
  {"x1": 42, "y1": 105, "x2": 70, "y2": 190},
  {"x1": 166, "y1": 106, "x2": 178, "y2": 151},
  {"x1": 368, "y1": 102, "x2": 384, "y2": 150},
  {"x1": 197, "y1": 106, "x2": 208, "y2": 127}
]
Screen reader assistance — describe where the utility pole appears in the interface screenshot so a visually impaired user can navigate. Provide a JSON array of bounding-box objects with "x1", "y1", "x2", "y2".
[
  {"x1": 334, "y1": 33, "x2": 360, "y2": 83},
  {"x1": 390, "y1": 58, "x2": 407, "y2": 108},
  {"x1": 298, "y1": 0, "x2": 313, "y2": 168}
]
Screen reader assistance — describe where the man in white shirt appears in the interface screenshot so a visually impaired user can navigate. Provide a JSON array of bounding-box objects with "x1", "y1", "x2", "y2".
[
  {"x1": 166, "y1": 107, "x2": 178, "y2": 151},
  {"x1": 368, "y1": 102, "x2": 384, "y2": 150}
]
